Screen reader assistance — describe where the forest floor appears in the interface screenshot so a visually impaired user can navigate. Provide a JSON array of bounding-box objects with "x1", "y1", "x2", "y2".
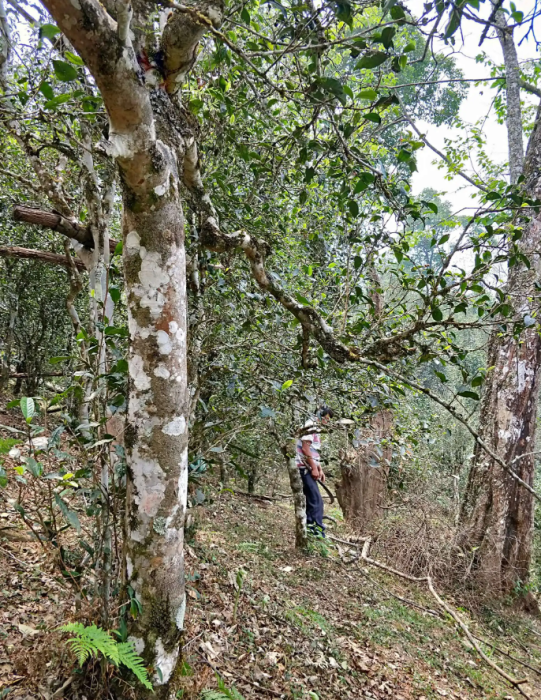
[{"x1": 2, "y1": 461, "x2": 541, "y2": 699}]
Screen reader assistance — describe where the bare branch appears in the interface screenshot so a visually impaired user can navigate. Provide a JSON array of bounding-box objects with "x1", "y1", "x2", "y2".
[
  {"x1": 520, "y1": 79, "x2": 541, "y2": 100},
  {"x1": 0, "y1": 244, "x2": 86, "y2": 270},
  {"x1": 12, "y1": 205, "x2": 118, "y2": 253}
]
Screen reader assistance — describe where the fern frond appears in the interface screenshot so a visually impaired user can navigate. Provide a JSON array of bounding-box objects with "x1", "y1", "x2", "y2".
[
  {"x1": 60, "y1": 623, "x2": 119, "y2": 666},
  {"x1": 117, "y1": 642, "x2": 153, "y2": 690}
]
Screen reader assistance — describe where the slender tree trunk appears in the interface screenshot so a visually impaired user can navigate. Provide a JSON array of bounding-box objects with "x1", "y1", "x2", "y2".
[
  {"x1": 123, "y1": 186, "x2": 189, "y2": 686},
  {"x1": 0, "y1": 293, "x2": 18, "y2": 390},
  {"x1": 459, "y1": 104, "x2": 541, "y2": 598},
  {"x1": 492, "y1": 2, "x2": 524, "y2": 183},
  {"x1": 283, "y1": 439, "x2": 308, "y2": 549},
  {"x1": 336, "y1": 410, "x2": 393, "y2": 532}
]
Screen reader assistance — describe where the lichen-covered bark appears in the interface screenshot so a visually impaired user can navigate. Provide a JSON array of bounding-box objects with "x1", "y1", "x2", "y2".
[
  {"x1": 35, "y1": 0, "x2": 224, "y2": 689},
  {"x1": 459, "y1": 326, "x2": 541, "y2": 594},
  {"x1": 336, "y1": 411, "x2": 393, "y2": 532},
  {"x1": 459, "y1": 106, "x2": 541, "y2": 597},
  {"x1": 492, "y1": 2, "x2": 524, "y2": 183},
  {"x1": 123, "y1": 185, "x2": 188, "y2": 684}
]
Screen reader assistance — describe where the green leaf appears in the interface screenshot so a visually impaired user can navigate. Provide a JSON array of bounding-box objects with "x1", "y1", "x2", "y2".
[
  {"x1": 53, "y1": 60, "x2": 78, "y2": 82},
  {"x1": 26, "y1": 456, "x2": 43, "y2": 477},
  {"x1": 397, "y1": 148, "x2": 412, "y2": 162},
  {"x1": 445, "y1": 7, "x2": 463, "y2": 38},
  {"x1": 403, "y1": 40, "x2": 416, "y2": 52},
  {"x1": 241, "y1": 6, "x2": 250, "y2": 23},
  {"x1": 356, "y1": 52, "x2": 388, "y2": 70},
  {"x1": 109, "y1": 287, "x2": 121, "y2": 303},
  {"x1": 44, "y1": 93, "x2": 72, "y2": 110},
  {"x1": 358, "y1": 88, "x2": 377, "y2": 101},
  {"x1": 365, "y1": 112, "x2": 381, "y2": 124},
  {"x1": 348, "y1": 200, "x2": 359, "y2": 217},
  {"x1": 457, "y1": 389, "x2": 480, "y2": 401},
  {"x1": 39, "y1": 81, "x2": 54, "y2": 100},
  {"x1": 20, "y1": 397, "x2": 35, "y2": 423},
  {"x1": 282, "y1": 380, "x2": 293, "y2": 390},
  {"x1": 390, "y1": 5, "x2": 406, "y2": 21},
  {"x1": 65, "y1": 51, "x2": 84, "y2": 66},
  {"x1": 438, "y1": 234, "x2": 450, "y2": 245},
  {"x1": 381, "y1": 27, "x2": 396, "y2": 49},
  {"x1": 54, "y1": 494, "x2": 82, "y2": 533},
  {"x1": 114, "y1": 241, "x2": 123, "y2": 256},
  {"x1": 40, "y1": 24, "x2": 60, "y2": 41},
  {"x1": 382, "y1": 0, "x2": 398, "y2": 15},
  {"x1": 49, "y1": 356, "x2": 70, "y2": 364},
  {"x1": 431, "y1": 306, "x2": 443, "y2": 322}
]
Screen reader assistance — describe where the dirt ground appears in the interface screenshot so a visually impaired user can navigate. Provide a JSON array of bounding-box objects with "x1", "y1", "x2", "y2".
[{"x1": 2, "y1": 473, "x2": 541, "y2": 699}]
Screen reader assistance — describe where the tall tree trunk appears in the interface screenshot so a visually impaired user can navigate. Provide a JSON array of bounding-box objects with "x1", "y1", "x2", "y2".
[
  {"x1": 459, "y1": 101, "x2": 541, "y2": 597},
  {"x1": 36, "y1": 1, "x2": 224, "y2": 691},
  {"x1": 336, "y1": 410, "x2": 393, "y2": 532},
  {"x1": 123, "y1": 187, "x2": 188, "y2": 683}
]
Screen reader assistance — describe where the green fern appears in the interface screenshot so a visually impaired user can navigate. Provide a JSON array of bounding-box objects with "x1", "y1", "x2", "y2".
[
  {"x1": 60, "y1": 623, "x2": 153, "y2": 690},
  {"x1": 117, "y1": 642, "x2": 153, "y2": 690},
  {"x1": 60, "y1": 623, "x2": 119, "y2": 665},
  {"x1": 201, "y1": 676, "x2": 245, "y2": 700}
]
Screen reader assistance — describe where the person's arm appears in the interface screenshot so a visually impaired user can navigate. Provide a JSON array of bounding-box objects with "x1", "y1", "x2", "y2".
[{"x1": 301, "y1": 439, "x2": 321, "y2": 479}]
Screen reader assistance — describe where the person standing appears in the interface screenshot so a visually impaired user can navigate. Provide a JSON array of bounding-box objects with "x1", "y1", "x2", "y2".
[{"x1": 296, "y1": 407, "x2": 333, "y2": 537}]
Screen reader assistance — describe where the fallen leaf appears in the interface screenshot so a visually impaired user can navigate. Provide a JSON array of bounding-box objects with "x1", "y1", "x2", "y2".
[{"x1": 18, "y1": 623, "x2": 40, "y2": 637}]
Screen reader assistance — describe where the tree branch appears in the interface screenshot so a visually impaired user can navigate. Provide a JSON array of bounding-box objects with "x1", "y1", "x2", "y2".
[
  {"x1": 520, "y1": 79, "x2": 541, "y2": 100},
  {"x1": 0, "y1": 244, "x2": 86, "y2": 270},
  {"x1": 12, "y1": 205, "x2": 118, "y2": 253}
]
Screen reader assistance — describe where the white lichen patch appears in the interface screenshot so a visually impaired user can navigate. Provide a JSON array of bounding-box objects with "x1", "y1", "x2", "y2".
[
  {"x1": 156, "y1": 330, "x2": 173, "y2": 355},
  {"x1": 130, "y1": 354, "x2": 151, "y2": 391},
  {"x1": 178, "y1": 447, "x2": 189, "y2": 510},
  {"x1": 126, "y1": 230, "x2": 141, "y2": 252},
  {"x1": 129, "y1": 636, "x2": 145, "y2": 655},
  {"x1": 517, "y1": 359, "x2": 533, "y2": 393},
  {"x1": 162, "y1": 416, "x2": 186, "y2": 436},
  {"x1": 132, "y1": 448, "x2": 166, "y2": 517},
  {"x1": 176, "y1": 593, "x2": 187, "y2": 631},
  {"x1": 154, "y1": 638, "x2": 179, "y2": 685},
  {"x1": 154, "y1": 181, "x2": 169, "y2": 197},
  {"x1": 154, "y1": 364, "x2": 171, "y2": 379},
  {"x1": 126, "y1": 554, "x2": 134, "y2": 579}
]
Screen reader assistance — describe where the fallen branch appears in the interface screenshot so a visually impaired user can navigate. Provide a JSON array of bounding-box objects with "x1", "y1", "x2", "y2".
[
  {"x1": 340, "y1": 537, "x2": 535, "y2": 698},
  {"x1": 230, "y1": 489, "x2": 276, "y2": 502},
  {"x1": 427, "y1": 578, "x2": 530, "y2": 697}
]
